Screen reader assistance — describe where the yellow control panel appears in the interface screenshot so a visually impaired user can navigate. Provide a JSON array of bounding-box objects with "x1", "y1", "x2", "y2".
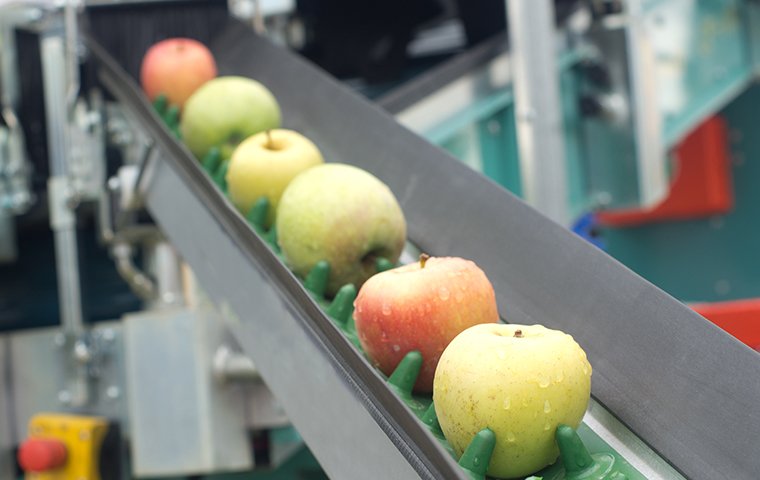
[{"x1": 19, "y1": 413, "x2": 109, "y2": 480}]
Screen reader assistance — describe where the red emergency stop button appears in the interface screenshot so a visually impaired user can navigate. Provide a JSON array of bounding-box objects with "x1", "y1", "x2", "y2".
[{"x1": 17, "y1": 438, "x2": 68, "y2": 472}]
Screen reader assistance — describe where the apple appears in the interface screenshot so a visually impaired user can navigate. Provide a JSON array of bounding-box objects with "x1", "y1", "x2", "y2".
[
  {"x1": 354, "y1": 255, "x2": 499, "y2": 392},
  {"x1": 276, "y1": 163, "x2": 406, "y2": 296},
  {"x1": 227, "y1": 129, "x2": 324, "y2": 228},
  {"x1": 433, "y1": 323, "x2": 592, "y2": 479},
  {"x1": 140, "y1": 38, "x2": 217, "y2": 108},
  {"x1": 181, "y1": 76, "x2": 281, "y2": 160}
]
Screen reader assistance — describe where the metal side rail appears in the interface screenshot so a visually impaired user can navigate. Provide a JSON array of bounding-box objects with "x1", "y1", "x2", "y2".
[
  {"x1": 87, "y1": 38, "x2": 466, "y2": 480},
  {"x1": 89, "y1": 34, "x2": 466, "y2": 479},
  {"x1": 89, "y1": 19, "x2": 760, "y2": 479}
]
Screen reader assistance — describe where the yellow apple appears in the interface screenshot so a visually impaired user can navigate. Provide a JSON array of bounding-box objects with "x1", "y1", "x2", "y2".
[
  {"x1": 433, "y1": 323, "x2": 592, "y2": 479},
  {"x1": 276, "y1": 163, "x2": 406, "y2": 296},
  {"x1": 226, "y1": 129, "x2": 324, "y2": 227}
]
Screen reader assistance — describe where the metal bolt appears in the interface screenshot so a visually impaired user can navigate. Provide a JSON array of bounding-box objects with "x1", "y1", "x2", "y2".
[
  {"x1": 161, "y1": 292, "x2": 177, "y2": 305},
  {"x1": 594, "y1": 191, "x2": 613, "y2": 207},
  {"x1": 107, "y1": 176, "x2": 121, "y2": 192},
  {"x1": 715, "y1": 279, "x2": 731, "y2": 296},
  {"x1": 58, "y1": 390, "x2": 72, "y2": 405},
  {"x1": 73, "y1": 340, "x2": 91, "y2": 363},
  {"x1": 105, "y1": 386, "x2": 120, "y2": 400},
  {"x1": 517, "y1": 109, "x2": 536, "y2": 122},
  {"x1": 101, "y1": 329, "x2": 115, "y2": 342}
]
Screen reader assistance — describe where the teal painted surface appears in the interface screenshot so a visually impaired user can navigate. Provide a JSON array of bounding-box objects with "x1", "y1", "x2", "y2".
[
  {"x1": 581, "y1": 118, "x2": 640, "y2": 209},
  {"x1": 475, "y1": 106, "x2": 523, "y2": 196},
  {"x1": 426, "y1": 91, "x2": 513, "y2": 146},
  {"x1": 748, "y1": 1, "x2": 760, "y2": 73},
  {"x1": 561, "y1": 66, "x2": 591, "y2": 218},
  {"x1": 644, "y1": 0, "x2": 753, "y2": 145},
  {"x1": 603, "y1": 84, "x2": 760, "y2": 303},
  {"x1": 432, "y1": 68, "x2": 589, "y2": 214}
]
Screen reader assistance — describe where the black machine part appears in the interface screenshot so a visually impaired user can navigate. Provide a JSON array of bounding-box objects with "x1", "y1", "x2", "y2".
[{"x1": 86, "y1": 14, "x2": 760, "y2": 480}]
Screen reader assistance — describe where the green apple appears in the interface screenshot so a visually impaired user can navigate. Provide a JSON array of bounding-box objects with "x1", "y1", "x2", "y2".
[
  {"x1": 226, "y1": 129, "x2": 324, "y2": 228},
  {"x1": 276, "y1": 163, "x2": 406, "y2": 296},
  {"x1": 180, "y1": 76, "x2": 281, "y2": 160},
  {"x1": 433, "y1": 323, "x2": 592, "y2": 479}
]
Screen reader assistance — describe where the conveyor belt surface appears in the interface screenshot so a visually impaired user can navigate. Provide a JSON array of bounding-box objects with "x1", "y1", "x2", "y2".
[{"x1": 87, "y1": 18, "x2": 760, "y2": 480}]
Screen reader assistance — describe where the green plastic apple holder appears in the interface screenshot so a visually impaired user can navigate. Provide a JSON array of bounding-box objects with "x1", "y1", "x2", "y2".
[{"x1": 153, "y1": 98, "x2": 641, "y2": 480}]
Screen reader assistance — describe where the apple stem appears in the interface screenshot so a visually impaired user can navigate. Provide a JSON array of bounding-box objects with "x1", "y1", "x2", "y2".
[
  {"x1": 419, "y1": 253, "x2": 430, "y2": 269},
  {"x1": 266, "y1": 129, "x2": 274, "y2": 149},
  {"x1": 514, "y1": 329, "x2": 523, "y2": 338}
]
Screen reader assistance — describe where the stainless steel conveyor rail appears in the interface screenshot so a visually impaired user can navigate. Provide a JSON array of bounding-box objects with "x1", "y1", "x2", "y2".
[{"x1": 87, "y1": 19, "x2": 760, "y2": 480}]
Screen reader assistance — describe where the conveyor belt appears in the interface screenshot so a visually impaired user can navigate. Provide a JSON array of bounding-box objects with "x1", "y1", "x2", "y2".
[{"x1": 87, "y1": 18, "x2": 760, "y2": 480}]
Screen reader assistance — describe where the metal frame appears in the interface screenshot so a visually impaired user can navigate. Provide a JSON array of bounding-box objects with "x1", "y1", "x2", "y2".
[
  {"x1": 624, "y1": 0, "x2": 669, "y2": 207},
  {"x1": 89, "y1": 31, "x2": 469, "y2": 480},
  {"x1": 506, "y1": 0, "x2": 570, "y2": 225}
]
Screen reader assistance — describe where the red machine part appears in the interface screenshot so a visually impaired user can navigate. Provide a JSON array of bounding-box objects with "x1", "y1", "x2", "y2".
[
  {"x1": 597, "y1": 116, "x2": 733, "y2": 227},
  {"x1": 692, "y1": 298, "x2": 760, "y2": 352},
  {"x1": 17, "y1": 438, "x2": 68, "y2": 472}
]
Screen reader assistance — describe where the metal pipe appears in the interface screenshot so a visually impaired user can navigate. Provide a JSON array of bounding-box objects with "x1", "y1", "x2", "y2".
[
  {"x1": 52, "y1": 227, "x2": 84, "y2": 333},
  {"x1": 150, "y1": 241, "x2": 184, "y2": 307},
  {"x1": 43, "y1": 30, "x2": 84, "y2": 338},
  {"x1": 506, "y1": 0, "x2": 569, "y2": 225},
  {"x1": 64, "y1": 0, "x2": 80, "y2": 117},
  {"x1": 112, "y1": 242, "x2": 156, "y2": 301}
]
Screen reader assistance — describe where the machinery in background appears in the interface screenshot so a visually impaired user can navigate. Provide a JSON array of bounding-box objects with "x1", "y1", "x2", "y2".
[
  {"x1": 385, "y1": 0, "x2": 760, "y2": 352},
  {"x1": 0, "y1": 2, "x2": 307, "y2": 479}
]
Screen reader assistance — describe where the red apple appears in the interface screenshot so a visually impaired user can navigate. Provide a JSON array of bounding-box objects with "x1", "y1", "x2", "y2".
[
  {"x1": 140, "y1": 38, "x2": 217, "y2": 108},
  {"x1": 354, "y1": 255, "x2": 499, "y2": 392}
]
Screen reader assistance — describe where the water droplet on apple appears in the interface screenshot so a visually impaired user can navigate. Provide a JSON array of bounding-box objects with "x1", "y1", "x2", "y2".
[
  {"x1": 502, "y1": 397, "x2": 511, "y2": 410},
  {"x1": 392, "y1": 344, "x2": 401, "y2": 352},
  {"x1": 544, "y1": 422, "x2": 551, "y2": 431},
  {"x1": 555, "y1": 371, "x2": 564, "y2": 383},
  {"x1": 582, "y1": 364, "x2": 590, "y2": 375},
  {"x1": 438, "y1": 287, "x2": 450, "y2": 301},
  {"x1": 538, "y1": 375, "x2": 550, "y2": 388},
  {"x1": 455, "y1": 291, "x2": 464, "y2": 303},
  {"x1": 544, "y1": 400, "x2": 552, "y2": 413},
  {"x1": 380, "y1": 331, "x2": 389, "y2": 343},
  {"x1": 382, "y1": 303, "x2": 392, "y2": 316},
  {"x1": 506, "y1": 432, "x2": 516, "y2": 443}
]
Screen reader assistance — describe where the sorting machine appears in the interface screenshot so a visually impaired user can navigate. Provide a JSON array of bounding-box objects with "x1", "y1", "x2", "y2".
[{"x1": 0, "y1": 1, "x2": 759, "y2": 479}]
